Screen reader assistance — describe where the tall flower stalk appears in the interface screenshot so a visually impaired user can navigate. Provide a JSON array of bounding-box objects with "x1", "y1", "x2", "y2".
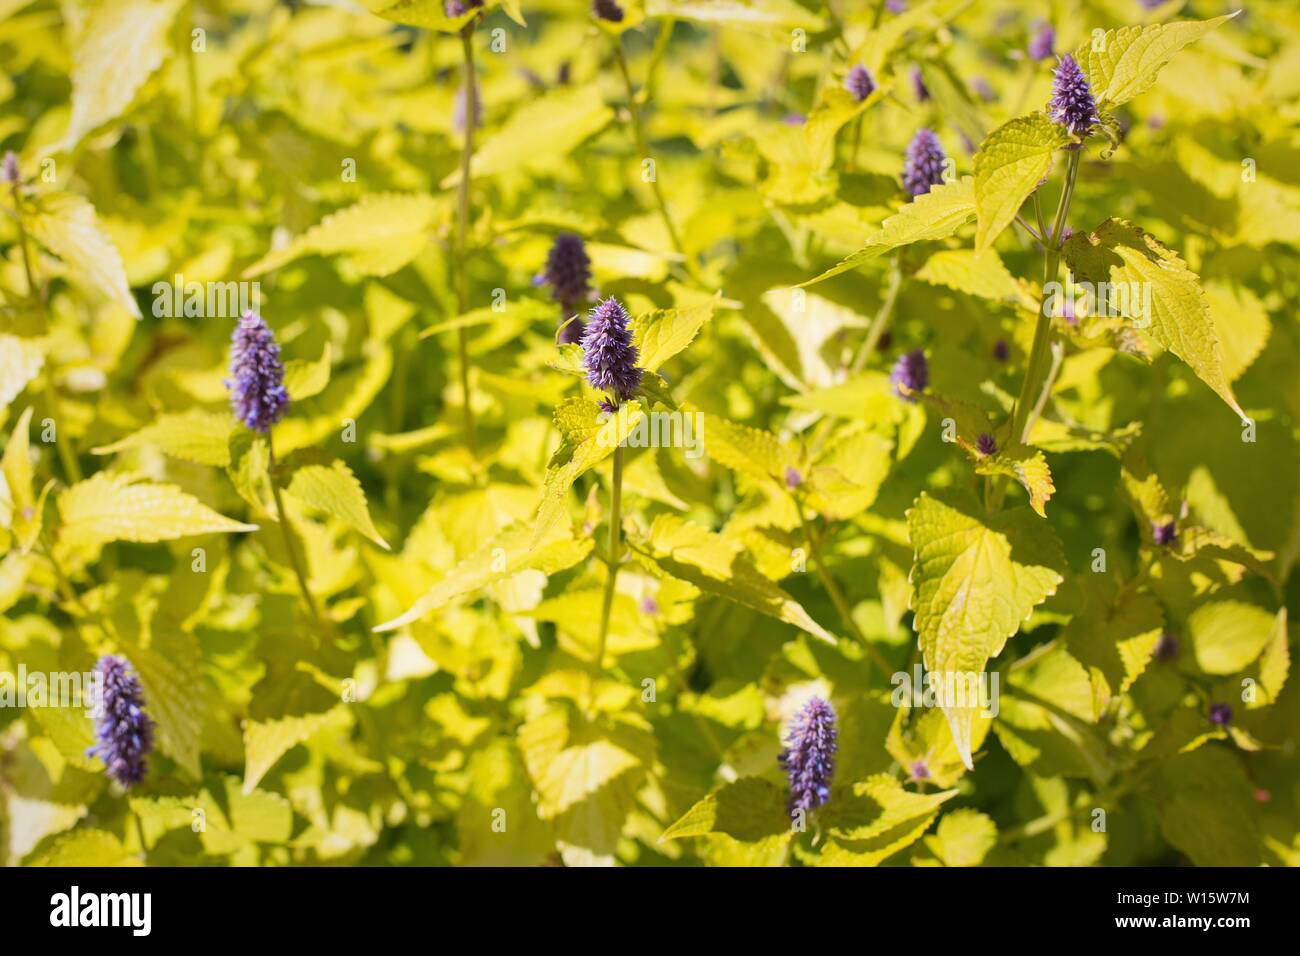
[
  {"x1": 454, "y1": 25, "x2": 479, "y2": 457},
  {"x1": 581, "y1": 298, "x2": 641, "y2": 702},
  {"x1": 5, "y1": 154, "x2": 82, "y2": 482},
  {"x1": 992, "y1": 59, "x2": 1091, "y2": 508},
  {"x1": 227, "y1": 312, "x2": 324, "y2": 630}
]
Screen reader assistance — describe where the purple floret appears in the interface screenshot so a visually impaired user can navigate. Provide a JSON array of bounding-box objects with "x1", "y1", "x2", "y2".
[
  {"x1": 87, "y1": 656, "x2": 155, "y2": 788},
  {"x1": 226, "y1": 312, "x2": 289, "y2": 433},
  {"x1": 779, "y1": 697, "x2": 837, "y2": 813}
]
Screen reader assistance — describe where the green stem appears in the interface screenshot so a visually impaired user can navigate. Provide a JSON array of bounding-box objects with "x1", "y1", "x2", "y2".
[
  {"x1": 796, "y1": 501, "x2": 893, "y2": 676},
  {"x1": 849, "y1": 253, "x2": 903, "y2": 374},
  {"x1": 613, "y1": 39, "x2": 685, "y2": 262},
  {"x1": 455, "y1": 28, "x2": 478, "y2": 458},
  {"x1": 590, "y1": 445, "x2": 624, "y2": 704},
  {"x1": 268, "y1": 432, "x2": 325, "y2": 631},
  {"x1": 11, "y1": 180, "x2": 81, "y2": 483},
  {"x1": 989, "y1": 150, "x2": 1080, "y2": 511}
]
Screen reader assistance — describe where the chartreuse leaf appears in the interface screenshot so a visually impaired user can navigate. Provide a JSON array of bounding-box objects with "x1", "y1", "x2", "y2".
[
  {"x1": 457, "y1": 739, "x2": 553, "y2": 866},
  {"x1": 629, "y1": 296, "x2": 718, "y2": 373},
  {"x1": 533, "y1": 399, "x2": 644, "y2": 542},
  {"x1": 285, "y1": 458, "x2": 389, "y2": 550},
  {"x1": 28, "y1": 193, "x2": 141, "y2": 317},
  {"x1": 57, "y1": 0, "x2": 183, "y2": 151},
  {"x1": 798, "y1": 177, "x2": 975, "y2": 286},
  {"x1": 518, "y1": 705, "x2": 656, "y2": 867},
  {"x1": 887, "y1": 707, "x2": 992, "y2": 790},
  {"x1": 92, "y1": 409, "x2": 234, "y2": 467},
  {"x1": 0, "y1": 335, "x2": 43, "y2": 411},
  {"x1": 1248, "y1": 608, "x2": 1289, "y2": 710},
  {"x1": 121, "y1": 629, "x2": 208, "y2": 780},
  {"x1": 629, "y1": 513, "x2": 836, "y2": 644},
  {"x1": 907, "y1": 492, "x2": 1067, "y2": 768},
  {"x1": 283, "y1": 343, "x2": 332, "y2": 401},
  {"x1": 442, "y1": 86, "x2": 614, "y2": 187},
  {"x1": 58, "y1": 472, "x2": 257, "y2": 549},
  {"x1": 699, "y1": 411, "x2": 794, "y2": 488},
  {"x1": 917, "y1": 809, "x2": 998, "y2": 867},
  {"x1": 374, "y1": 523, "x2": 592, "y2": 632},
  {"x1": 1075, "y1": 14, "x2": 1240, "y2": 110},
  {"x1": 974, "y1": 445, "x2": 1056, "y2": 518},
  {"x1": 1064, "y1": 219, "x2": 1243, "y2": 417},
  {"x1": 647, "y1": 0, "x2": 823, "y2": 29},
  {"x1": 805, "y1": 428, "x2": 893, "y2": 521},
  {"x1": 27, "y1": 829, "x2": 138, "y2": 867},
  {"x1": 974, "y1": 113, "x2": 1070, "y2": 253},
  {"x1": 1151, "y1": 746, "x2": 1262, "y2": 866},
  {"x1": 3, "y1": 406, "x2": 48, "y2": 552},
  {"x1": 1186, "y1": 599, "x2": 1276, "y2": 675},
  {"x1": 358, "y1": 0, "x2": 477, "y2": 31},
  {"x1": 662, "y1": 776, "x2": 791, "y2": 842},
  {"x1": 817, "y1": 774, "x2": 958, "y2": 866},
  {"x1": 243, "y1": 194, "x2": 438, "y2": 278},
  {"x1": 914, "y1": 248, "x2": 1036, "y2": 309},
  {"x1": 1063, "y1": 584, "x2": 1163, "y2": 719},
  {"x1": 242, "y1": 706, "x2": 349, "y2": 795}
]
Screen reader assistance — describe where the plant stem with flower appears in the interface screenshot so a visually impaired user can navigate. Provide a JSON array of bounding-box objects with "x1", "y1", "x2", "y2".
[{"x1": 454, "y1": 27, "x2": 479, "y2": 457}]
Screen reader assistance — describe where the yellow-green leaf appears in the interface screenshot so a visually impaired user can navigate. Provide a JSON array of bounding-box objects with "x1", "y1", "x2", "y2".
[
  {"x1": 92, "y1": 409, "x2": 234, "y2": 467},
  {"x1": 283, "y1": 343, "x2": 332, "y2": 401},
  {"x1": 285, "y1": 458, "x2": 389, "y2": 550},
  {"x1": 799, "y1": 176, "x2": 975, "y2": 286},
  {"x1": 630, "y1": 513, "x2": 836, "y2": 644},
  {"x1": 58, "y1": 472, "x2": 257, "y2": 549},
  {"x1": 974, "y1": 113, "x2": 1070, "y2": 254},
  {"x1": 442, "y1": 86, "x2": 614, "y2": 187},
  {"x1": 1064, "y1": 219, "x2": 1244, "y2": 417},
  {"x1": 1076, "y1": 14, "x2": 1239, "y2": 110},
  {"x1": 243, "y1": 193, "x2": 437, "y2": 278},
  {"x1": 28, "y1": 193, "x2": 140, "y2": 317},
  {"x1": 907, "y1": 492, "x2": 1067, "y2": 768},
  {"x1": 629, "y1": 297, "x2": 718, "y2": 373},
  {"x1": 58, "y1": 0, "x2": 183, "y2": 150},
  {"x1": 0, "y1": 334, "x2": 44, "y2": 412}
]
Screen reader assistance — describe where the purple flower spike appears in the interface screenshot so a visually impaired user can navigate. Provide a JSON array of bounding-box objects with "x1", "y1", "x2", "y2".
[
  {"x1": 844, "y1": 65, "x2": 876, "y2": 103},
  {"x1": 1208, "y1": 702, "x2": 1232, "y2": 726},
  {"x1": 592, "y1": 0, "x2": 624, "y2": 22},
  {"x1": 1152, "y1": 520, "x2": 1178, "y2": 547},
  {"x1": 909, "y1": 759, "x2": 930, "y2": 781},
  {"x1": 1154, "y1": 630, "x2": 1179, "y2": 662},
  {"x1": 87, "y1": 656, "x2": 154, "y2": 788},
  {"x1": 444, "y1": 0, "x2": 482, "y2": 16},
  {"x1": 976, "y1": 433, "x2": 997, "y2": 457},
  {"x1": 227, "y1": 312, "x2": 289, "y2": 433},
  {"x1": 1, "y1": 151, "x2": 17, "y2": 184},
  {"x1": 640, "y1": 594, "x2": 659, "y2": 615},
  {"x1": 886, "y1": 0, "x2": 906, "y2": 12},
  {"x1": 581, "y1": 297, "x2": 642, "y2": 404},
  {"x1": 1029, "y1": 24, "x2": 1055, "y2": 61},
  {"x1": 970, "y1": 76, "x2": 995, "y2": 103},
  {"x1": 543, "y1": 233, "x2": 593, "y2": 317},
  {"x1": 903, "y1": 128, "x2": 947, "y2": 196},
  {"x1": 912, "y1": 66, "x2": 930, "y2": 102},
  {"x1": 779, "y1": 697, "x2": 837, "y2": 813},
  {"x1": 784, "y1": 465, "x2": 803, "y2": 490},
  {"x1": 890, "y1": 349, "x2": 928, "y2": 400},
  {"x1": 1048, "y1": 54, "x2": 1099, "y2": 139},
  {"x1": 992, "y1": 339, "x2": 1009, "y2": 362}
]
